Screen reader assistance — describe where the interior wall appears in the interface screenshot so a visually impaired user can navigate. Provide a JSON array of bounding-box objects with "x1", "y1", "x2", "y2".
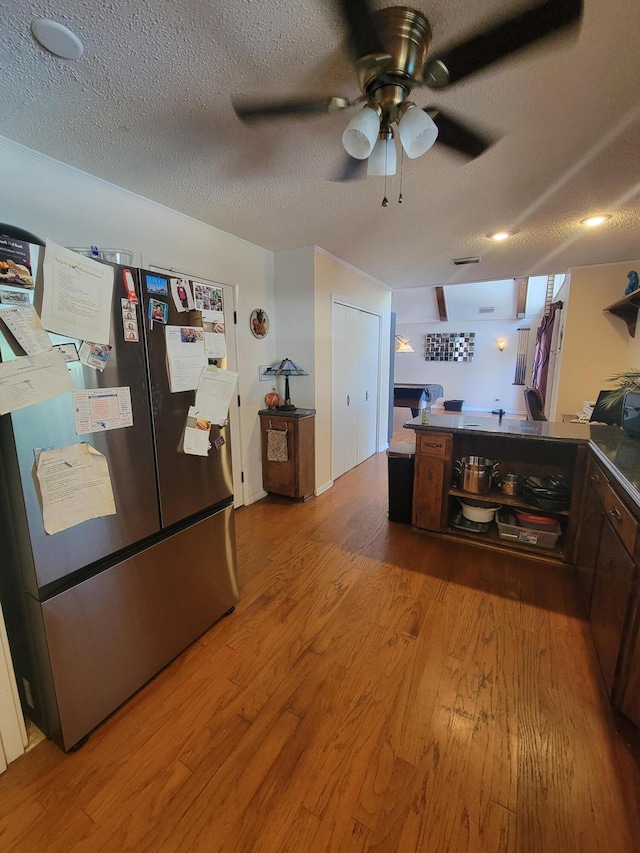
[
  {"x1": 313, "y1": 249, "x2": 392, "y2": 493},
  {"x1": 394, "y1": 318, "x2": 540, "y2": 413},
  {"x1": 552, "y1": 258, "x2": 639, "y2": 418},
  {"x1": 0, "y1": 136, "x2": 276, "y2": 506},
  {"x1": 273, "y1": 248, "x2": 316, "y2": 410}
]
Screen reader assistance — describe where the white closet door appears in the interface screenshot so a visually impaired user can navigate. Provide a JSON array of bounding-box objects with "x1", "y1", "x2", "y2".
[
  {"x1": 332, "y1": 303, "x2": 348, "y2": 479},
  {"x1": 332, "y1": 302, "x2": 380, "y2": 480},
  {"x1": 356, "y1": 309, "x2": 380, "y2": 464}
]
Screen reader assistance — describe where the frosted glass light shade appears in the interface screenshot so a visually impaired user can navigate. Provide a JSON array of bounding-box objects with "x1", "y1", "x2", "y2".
[
  {"x1": 342, "y1": 106, "x2": 380, "y2": 159},
  {"x1": 398, "y1": 106, "x2": 438, "y2": 159},
  {"x1": 367, "y1": 137, "x2": 397, "y2": 176}
]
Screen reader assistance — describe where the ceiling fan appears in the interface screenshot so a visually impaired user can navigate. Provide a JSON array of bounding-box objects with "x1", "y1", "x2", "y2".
[{"x1": 233, "y1": 0, "x2": 583, "y2": 180}]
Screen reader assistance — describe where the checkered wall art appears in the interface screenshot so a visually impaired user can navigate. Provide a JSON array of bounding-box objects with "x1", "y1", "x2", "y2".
[{"x1": 424, "y1": 332, "x2": 475, "y2": 362}]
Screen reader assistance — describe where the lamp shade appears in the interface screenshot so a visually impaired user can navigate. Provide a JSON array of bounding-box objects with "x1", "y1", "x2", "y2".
[
  {"x1": 367, "y1": 136, "x2": 397, "y2": 176},
  {"x1": 262, "y1": 358, "x2": 308, "y2": 377},
  {"x1": 398, "y1": 105, "x2": 438, "y2": 159},
  {"x1": 342, "y1": 106, "x2": 380, "y2": 160}
]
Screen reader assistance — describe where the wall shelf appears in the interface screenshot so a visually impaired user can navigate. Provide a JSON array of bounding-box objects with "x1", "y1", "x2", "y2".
[{"x1": 603, "y1": 290, "x2": 640, "y2": 337}]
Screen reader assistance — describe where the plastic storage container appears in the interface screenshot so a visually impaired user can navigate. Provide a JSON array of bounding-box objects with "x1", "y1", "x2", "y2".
[
  {"x1": 387, "y1": 442, "x2": 415, "y2": 524},
  {"x1": 496, "y1": 510, "x2": 561, "y2": 549}
]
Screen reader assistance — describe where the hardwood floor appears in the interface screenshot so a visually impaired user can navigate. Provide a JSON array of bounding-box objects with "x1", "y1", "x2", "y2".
[{"x1": 1, "y1": 413, "x2": 639, "y2": 851}]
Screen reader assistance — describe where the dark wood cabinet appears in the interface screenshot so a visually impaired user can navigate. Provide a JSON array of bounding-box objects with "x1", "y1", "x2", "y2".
[
  {"x1": 412, "y1": 432, "x2": 451, "y2": 531},
  {"x1": 589, "y1": 520, "x2": 636, "y2": 697},
  {"x1": 412, "y1": 426, "x2": 585, "y2": 563},
  {"x1": 575, "y1": 459, "x2": 606, "y2": 613},
  {"x1": 259, "y1": 409, "x2": 315, "y2": 501},
  {"x1": 617, "y1": 585, "x2": 640, "y2": 727}
]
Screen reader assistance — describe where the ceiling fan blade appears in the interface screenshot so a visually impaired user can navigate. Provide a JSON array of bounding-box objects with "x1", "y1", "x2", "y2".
[
  {"x1": 233, "y1": 96, "x2": 348, "y2": 122},
  {"x1": 426, "y1": 109, "x2": 493, "y2": 160},
  {"x1": 336, "y1": 0, "x2": 386, "y2": 59},
  {"x1": 423, "y1": 0, "x2": 583, "y2": 88},
  {"x1": 331, "y1": 155, "x2": 366, "y2": 182}
]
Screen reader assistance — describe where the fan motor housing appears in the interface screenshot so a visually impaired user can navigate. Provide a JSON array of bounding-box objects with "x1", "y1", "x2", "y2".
[{"x1": 358, "y1": 6, "x2": 432, "y2": 93}]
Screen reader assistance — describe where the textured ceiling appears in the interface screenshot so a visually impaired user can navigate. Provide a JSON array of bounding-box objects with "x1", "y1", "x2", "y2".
[{"x1": 3, "y1": 0, "x2": 640, "y2": 288}]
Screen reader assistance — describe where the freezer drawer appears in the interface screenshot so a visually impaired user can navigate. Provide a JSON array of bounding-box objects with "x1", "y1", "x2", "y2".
[{"x1": 39, "y1": 504, "x2": 238, "y2": 751}]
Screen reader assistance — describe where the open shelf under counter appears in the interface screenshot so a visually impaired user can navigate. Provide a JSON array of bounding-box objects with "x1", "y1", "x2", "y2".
[
  {"x1": 449, "y1": 486, "x2": 571, "y2": 516},
  {"x1": 445, "y1": 517, "x2": 566, "y2": 562}
]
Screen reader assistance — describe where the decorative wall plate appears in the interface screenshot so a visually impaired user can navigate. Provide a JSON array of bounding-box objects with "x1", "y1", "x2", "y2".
[{"x1": 250, "y1": 308, "x2": 269, "y2": 338}]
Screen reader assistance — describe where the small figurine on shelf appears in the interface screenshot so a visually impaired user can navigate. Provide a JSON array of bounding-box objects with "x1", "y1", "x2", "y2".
[{"x1": 625, "y1": 270, "x2": 639, "y2": 295}]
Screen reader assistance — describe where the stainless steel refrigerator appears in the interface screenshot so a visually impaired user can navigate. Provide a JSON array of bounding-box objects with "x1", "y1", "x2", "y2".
[{"x1": 0, "y1": 255, "x2": 238, "y2": 751}]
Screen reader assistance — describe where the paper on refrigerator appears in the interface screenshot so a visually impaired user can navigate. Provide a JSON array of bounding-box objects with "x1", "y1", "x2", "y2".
[
  {"x1": 165, "y1": 325, "x2": 207, "y2": 392},
  {"x1": 41, "y1": 240, "x2": 114, "y2": 345},
  {"x1": 183, "y1": 406, "x2": 212, "y2": 456},
  {"x1": 0, "y1": 349, "x2": 74, "y2": 415},
  {"x1": 194, "y1": 365, "x2": 238, "y2": 425},
  {"x1": 36, "y1": 443, "x2": 116, "y2": 535},
  {"x1": 0, "y1": 304, "x2": 53, "y2": 355},
  {"x1": 73, "y1": 386, "x2": 133, "y2": 434}
]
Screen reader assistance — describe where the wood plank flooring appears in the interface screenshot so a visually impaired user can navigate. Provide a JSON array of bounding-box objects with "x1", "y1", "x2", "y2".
[{"x1": 1, "y1": 415, "x2": 639, "y2": 851}]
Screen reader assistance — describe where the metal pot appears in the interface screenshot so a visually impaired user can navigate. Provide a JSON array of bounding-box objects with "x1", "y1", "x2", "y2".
[
  {"x1": 500, "y1": 473, "x2": 521, "y2": 496},
  {"x1": 455, "y1": 456, "x2": 498, "y2": 495}
]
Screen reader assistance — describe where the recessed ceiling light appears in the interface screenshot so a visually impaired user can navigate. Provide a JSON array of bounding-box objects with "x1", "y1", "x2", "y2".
[
  {"x1": 31, "y1": 19, "x2": 84, "y2": 60},
  {"x1": 489, "y1": 231, "x2": 513, "y2": 241},
  {"x1": 581, "y1": 214, "x2": 611, "y2": 227}
]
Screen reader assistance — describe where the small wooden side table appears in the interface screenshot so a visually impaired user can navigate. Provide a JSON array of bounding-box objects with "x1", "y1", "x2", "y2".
[{"x1": 258, "y1": 408, "x2": 316, "y2": 501}]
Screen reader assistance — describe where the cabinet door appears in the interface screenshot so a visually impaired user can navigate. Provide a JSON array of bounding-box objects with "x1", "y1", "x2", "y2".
[
  {"x1": 617, "y1": 589, "x2": 640, "y2": 728},
  {"x1": 261, "y1": 417, "x2": 297, "y2": 497},
  {"x1": 412, "y1": 456, "x2": 446, "y2": 531},
  {"x1": 589, "y1": 520, "x2": 635, "y2": 697},
  {"x1": 574, "y1": 482, "x2": 604, "y2": 614}
]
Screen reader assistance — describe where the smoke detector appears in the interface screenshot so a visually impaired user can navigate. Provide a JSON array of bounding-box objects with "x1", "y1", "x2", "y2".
[{"x1": 31, "y1": 20, "x2": 84, "y2": 60}]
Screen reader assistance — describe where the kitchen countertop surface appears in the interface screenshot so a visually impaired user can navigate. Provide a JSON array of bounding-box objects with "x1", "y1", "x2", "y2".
[
  {"x1": 404, "y1": 415, "x2": 640, "y2": 508},
  {"x1": 403, "y1": 413, "x2": 591, "y2": 442}
]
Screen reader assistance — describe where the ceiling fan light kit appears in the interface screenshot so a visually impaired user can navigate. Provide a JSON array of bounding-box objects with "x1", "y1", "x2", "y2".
[
  {"x1": 367, "y1": 131, "x2": 397, "y2": 177},
  {"x1": 397, "y1": 103, "x2": 439, "y2": 159},
  {"x1": 342, "y1": 105, "x2": 381, "y2": 159},
  {"x1": 233, "y1": 0, "x2": 583, "y2": 185}
]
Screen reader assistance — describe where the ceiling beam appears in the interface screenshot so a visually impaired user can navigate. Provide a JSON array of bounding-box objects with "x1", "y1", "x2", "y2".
[
  {"x1": 515, "y1": 277, "x2": 528, "y2": 319},
  {"x1": 435, "y1": 285, "x2": 448, "y2": 321}
]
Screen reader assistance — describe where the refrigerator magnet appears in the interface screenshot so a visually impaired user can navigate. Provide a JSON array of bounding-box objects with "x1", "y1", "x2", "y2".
[
  {"x1": 148, "y1": 298, "x2": 168, "y2": 324},
  {"x1": 79, "y1": 341, "x2": 113, "y2": 371},
  {"x1": 122, "y1": 268, "x2": 138, "y2": 304},
  {"x1": 145, "y1": 273, "x2": 168, "y2": 296}
]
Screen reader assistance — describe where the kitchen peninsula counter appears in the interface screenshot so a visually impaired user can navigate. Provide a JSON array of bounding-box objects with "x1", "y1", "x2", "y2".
[{"x1": 404, "y1": 415, "x2": 640, "y2": 508}]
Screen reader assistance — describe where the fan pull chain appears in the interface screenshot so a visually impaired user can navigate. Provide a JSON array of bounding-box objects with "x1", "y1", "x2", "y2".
[
  {"x1": 382, "y1": 137, "x2": 389, "y2": 207},
  {"x1": 382, "y1": 136, "x2": 389, "y2": 207},
  {"x1": 399, "y1": 147, "x2": 404, "y2": 204}
]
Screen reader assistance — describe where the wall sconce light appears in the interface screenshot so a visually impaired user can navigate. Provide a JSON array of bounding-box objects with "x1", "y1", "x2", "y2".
[
  {"x1": 496, "y1": 338, "x2": 507, "y2": 352},
  {"x1": 395, "y1": 335, "x2": 415, "y2": 353}
]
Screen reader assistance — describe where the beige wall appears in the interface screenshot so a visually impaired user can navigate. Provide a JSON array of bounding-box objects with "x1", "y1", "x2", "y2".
[
  {"x1": 272, "y1": 248, "x2": 392, "y2": 494},
  {"x1": 551, "y1": 259, "x2": 640, "y2": 418},
  {"x1": 313, "y1": 249, "x2": 392, "y2": 492}
]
